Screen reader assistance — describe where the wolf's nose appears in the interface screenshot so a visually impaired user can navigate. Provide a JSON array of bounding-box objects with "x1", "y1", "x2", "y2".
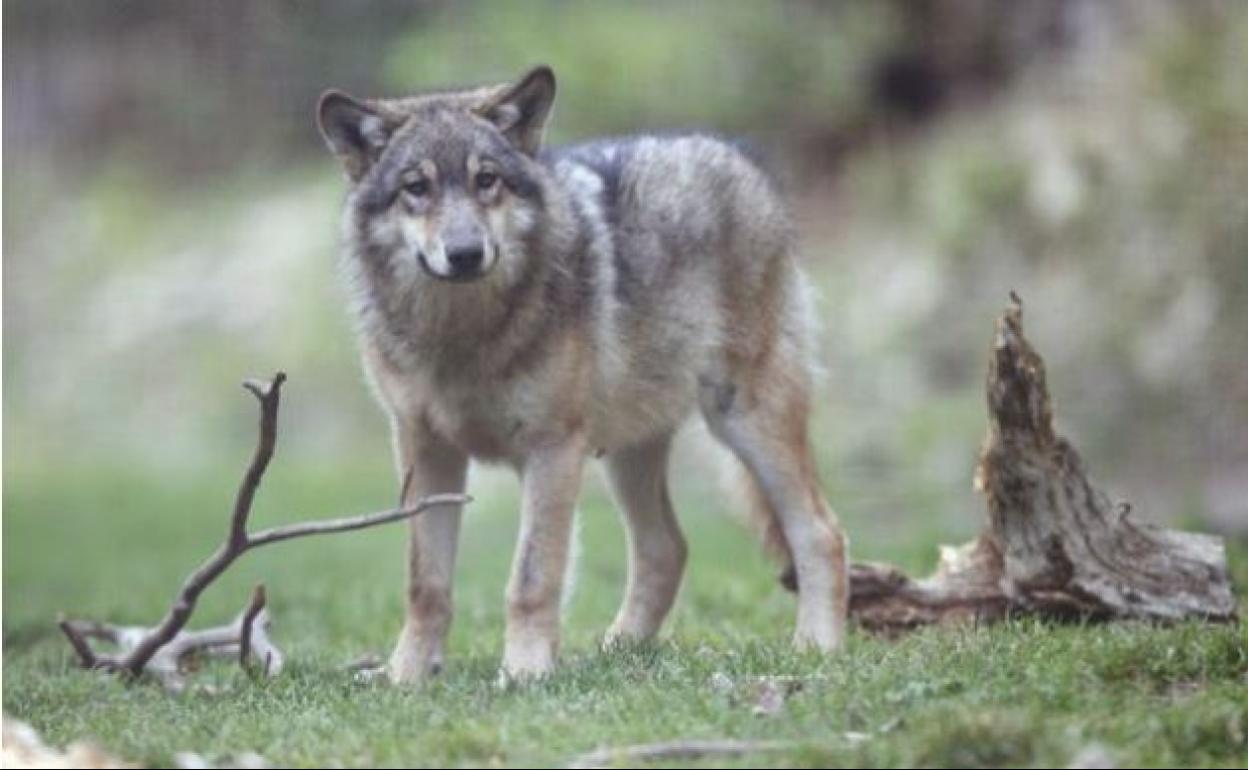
[{"x1": 446, "y1": 244, "x2": 485, "y2": 274}]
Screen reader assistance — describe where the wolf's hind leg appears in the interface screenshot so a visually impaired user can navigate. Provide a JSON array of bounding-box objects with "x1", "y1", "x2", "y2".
[
  {"x1": 603, "y1": 433, "x2": 688, "y2": 645},
  {"x1": 700, "y1": 369, "x2": 848, "y2": 652}
]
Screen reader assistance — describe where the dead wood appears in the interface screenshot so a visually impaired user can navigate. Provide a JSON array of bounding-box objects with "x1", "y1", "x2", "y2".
[
  {"x1": 567, "y1": 739, "x2": 797, "y2": 769},
  {"x1": 849, "y1": 294, "x2": 1237, "y2": 631},
  {"x1": 61, "y1": 585, "x2": 278, "y2": 691},
  {"x1": 58, "y1": 372, "x2": 470, "y2": 686}
]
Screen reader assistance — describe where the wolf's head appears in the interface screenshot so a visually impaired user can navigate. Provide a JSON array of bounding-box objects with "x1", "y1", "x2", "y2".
[{"x1": 318, "y1": 66, "x2": 556, "y2": 284}]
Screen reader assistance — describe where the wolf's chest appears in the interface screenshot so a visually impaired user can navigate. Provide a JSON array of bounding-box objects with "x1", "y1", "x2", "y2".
[{"x1": 424, "y1": 384, "x2": 534, "y2": 464}]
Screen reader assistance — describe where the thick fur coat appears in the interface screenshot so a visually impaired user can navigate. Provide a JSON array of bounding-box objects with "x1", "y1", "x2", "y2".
[{"x1": 318, "y1": 66, "x2": 848, "y2": 681}]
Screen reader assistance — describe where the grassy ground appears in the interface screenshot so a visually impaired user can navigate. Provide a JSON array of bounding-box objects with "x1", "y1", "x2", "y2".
[{"x1": 4, "y1": 452, "x2": 1246, "y2": 768}]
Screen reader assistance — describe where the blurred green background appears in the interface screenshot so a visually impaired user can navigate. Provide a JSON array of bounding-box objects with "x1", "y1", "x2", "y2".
[
  {"x1": 4, "y1": 4, "x2": 1248, "y2": 765},
  {"x1": 5, "y1": 0, "x2": 1247, "y2": 624}
]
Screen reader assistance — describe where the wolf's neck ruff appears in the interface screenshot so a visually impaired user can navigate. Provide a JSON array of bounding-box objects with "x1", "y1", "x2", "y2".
[{"x1": 343, "y1": 160, "x2": 604, "y2": 382}]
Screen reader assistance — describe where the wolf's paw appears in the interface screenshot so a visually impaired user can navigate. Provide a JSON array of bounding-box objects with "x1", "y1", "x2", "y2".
[
  {"x1": 792, "y1": 623, "x2": 845, "y2": 654},
  {"x1": 387, "y1": 635, "x2": 445, "y2": 685},
  {"x1": 495, "y1": 660, "x2": 555, "y2": 691},
  {"x1": 500, "y1": 638, "x2": 556, "y2": 685},
  {"x1": 600, "y1": 624, "x2": 656, "y2": 652},
  {"x1": 387, "y1": 657, "x2": 443, "y2": 685},
  {"x1": 499, "y1": 656, "x2": 555, "y2": 681},
  {"x1": 600, "y1": 626, "x2": 631, "y2": 651}
]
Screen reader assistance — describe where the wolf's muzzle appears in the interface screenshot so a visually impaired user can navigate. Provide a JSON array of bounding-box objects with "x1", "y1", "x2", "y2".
[
  {"x1": 419, "y1": 245, "x2": 491, "y2": 283},
  {"x1": 446, "y1": 244, "x2": 485, "y2": 276}
]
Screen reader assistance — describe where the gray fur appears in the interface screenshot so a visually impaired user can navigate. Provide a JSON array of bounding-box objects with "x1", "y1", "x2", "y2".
[
  {"x1": 319, "y1": 66, "x2": 847, "y2": 680},
  {"x1": 338, "y1": 127, "x2": 803, "y2": 455}
]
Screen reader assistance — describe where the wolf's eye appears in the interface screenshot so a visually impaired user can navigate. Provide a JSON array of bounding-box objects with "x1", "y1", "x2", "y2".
[
  {"x1": 475, "y1": 171, "x2": 499, "y2": 191},
  {"x1": 405, "y1": 179, "x2": 430, "y2": 197}
]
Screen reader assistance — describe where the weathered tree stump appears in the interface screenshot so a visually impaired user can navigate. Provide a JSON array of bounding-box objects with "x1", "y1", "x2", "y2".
[{"x1": 849, "y1": 294, "x2": 1238, "y2": 631}]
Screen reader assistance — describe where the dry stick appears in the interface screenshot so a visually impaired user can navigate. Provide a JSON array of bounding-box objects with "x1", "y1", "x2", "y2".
[
  {"x1": 56, "y1": 615, "x2": 98, "y2": 668},
  {"x1": 567, "y1": 740, "x2": 797, "y2": 769},
  {"x1": 237, "y1": 584, "x2": 267, "y2": 674},
  {"x1": 113, "y1": 374, "x2": 286, "y2": 676},
  {"x1": 343, "y1": 654, "x2": 385, "y2": 673},
  {"x1": 247, "y1": 608, "x2": 283, "y2": 677},
  {"x1": 63, "y1": 593, "x2": 270, "y2": 691},
  {"x1": 61, "y1": 618, "x2": 232, "y2": 659},
  {"x1": 58, "y1": 372, "x2": 470, "y2": 681}
]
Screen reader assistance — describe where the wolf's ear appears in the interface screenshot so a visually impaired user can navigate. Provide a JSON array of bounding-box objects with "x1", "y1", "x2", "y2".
[
  {"x1": 478, "y1": 65, "x2": 556, "y2": 156},
  {"x1": 317, "y1": 90, "x2": 399, "y2": 181}
]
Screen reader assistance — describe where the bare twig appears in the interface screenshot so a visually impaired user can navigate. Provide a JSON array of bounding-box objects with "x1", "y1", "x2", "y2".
[
  {"x1": 247, "y1": 609, "x2": 282, "y2": 678},
  {"x1": 343, "y1": 654, "x2": 385, "y2": 673},
  {"x1": 56, "y1": 615, "x2": 98, "y2": 669},
  {"x1": 62, "y1": 591, "x2": 278, "y2": 691},
  {"x1": 567, "y1": 740, "x2": 796, "y2": 769},
  {"x1": 58, "y1": 372, "x2": 471, "y2": 685},
  {"x1": 398, "y1": 464, "x2": 416, "y2": 507},
  {"x1": 238, "y1": 584, "x2": 267, "y2": 675},
  {"x1": 245, "y1": 497, "x2": 465, "y2": 548},
  {"x1": 233, "y1": 374, "x2": 285, "y2": 547}
]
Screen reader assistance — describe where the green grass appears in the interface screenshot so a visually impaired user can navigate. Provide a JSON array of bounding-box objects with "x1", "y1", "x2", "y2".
[{"x1": 4, "y1": 456, "x2": 1246, "y2": 768}]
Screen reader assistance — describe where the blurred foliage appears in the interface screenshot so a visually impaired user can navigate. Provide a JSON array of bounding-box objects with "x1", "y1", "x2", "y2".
[
  {"x1": 812, "y1": 3, "x2": 1248, "y2": 535},
  {"x1": 5, "y1": 7, "x2": 1247, "y2": 764},
  {"x1": 382, "y1": 1, "x2": 895, "y2": 146},
  {"x1": 3, "y1": 0, "x2": 1246, "y2": 541}
]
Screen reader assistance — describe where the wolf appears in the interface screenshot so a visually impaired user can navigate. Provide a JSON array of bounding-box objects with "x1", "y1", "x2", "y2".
[{"x1": 316, "y1": 65, "x2": 849, "y2": 682}]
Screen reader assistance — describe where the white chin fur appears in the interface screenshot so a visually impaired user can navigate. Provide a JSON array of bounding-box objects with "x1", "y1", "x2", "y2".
[{"x1": 421, "y1": 242, "x2": 452, "y2": 276}]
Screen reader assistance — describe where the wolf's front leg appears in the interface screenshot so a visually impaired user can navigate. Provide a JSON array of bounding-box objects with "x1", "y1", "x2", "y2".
[
  {"x1": 503, "y1": 434, "x2": 587, "y2": 680},
  {"x1": 388, "y1": 418, "x2": 468, "y2": 684}
]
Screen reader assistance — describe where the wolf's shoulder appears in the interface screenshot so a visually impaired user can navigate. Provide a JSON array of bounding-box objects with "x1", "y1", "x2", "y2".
[
  {"x1": 542, "y1": 131, "x2": 766, "y2": 179},
  {"x1": 540, "y1": 132, "x2": 776, "y2": 224}
]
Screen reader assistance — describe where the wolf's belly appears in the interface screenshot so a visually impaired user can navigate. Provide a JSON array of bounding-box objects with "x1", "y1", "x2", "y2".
[
  {"x1": 430, "y1": 391, "x2": 698, "y2": 466},
  {"x1": 423, "y1": 366, "x2": 700, "y2": 464},
  {"x1": 587, "y1": 367, "x2": 701, "y2": 454}
]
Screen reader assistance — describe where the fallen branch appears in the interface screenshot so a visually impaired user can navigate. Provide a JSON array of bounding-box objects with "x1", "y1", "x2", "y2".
[
  {"x1": 237, "y1": 584, "x2": 269, "y2": 676},
  {"x1": 567, "y1": 739, "x2": 796, "y2": 769},
  {"x1": 61, "y1": 586, "x2": 277, "y2": 691},
  {"x1": 58, "y1": 372, "x2": 470, "y2": 685},
  {"x1": 848, "y1": 294, "x2": 1237, "y2": 631}
]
